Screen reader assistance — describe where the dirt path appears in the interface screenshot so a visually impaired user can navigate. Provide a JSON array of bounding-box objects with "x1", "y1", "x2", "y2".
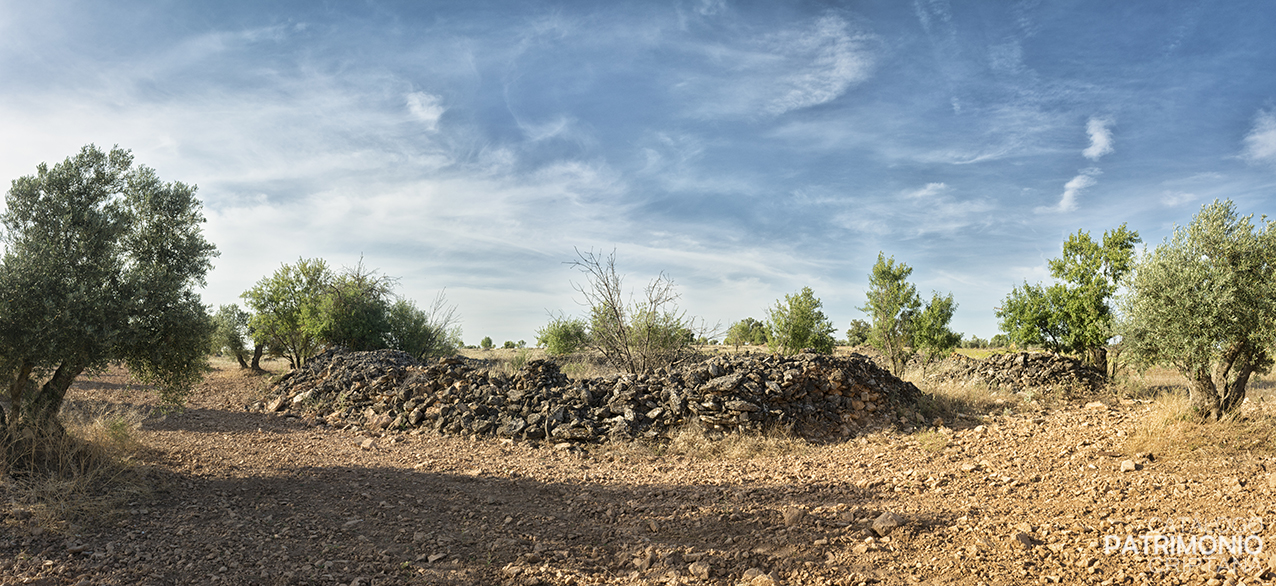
[{"x1": 4, "y1": 362, "x2": 1276, "y2": 585}]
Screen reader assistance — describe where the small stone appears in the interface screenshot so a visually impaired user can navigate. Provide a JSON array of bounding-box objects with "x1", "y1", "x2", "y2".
[
  {"x1": 814, "y1": 538, "x2": 829, "y2": 546},
  {"x1": 1012, "y1": 531, "x2": 1035, "y2": 549},
  {"x1": 1120, "y1": 460, "x2": 1138, "y2": 472},
  {"x1": 359, "y1": 438, "x2": 376, "y2": 450},
  {"x1": 1085, "y1": 401, "x2": 1108, "y2": 410},
  {"x1": 872, "y1": 511, "x2": 904, "y2": 536},
  {"x1": 647, "y1": 519, "x2": 659, "y2": 532},
  {"x1": 687, "y1": 560, "x2": 710, "y2": 579},
  {"x1": 782, "y1": 507, "x2": 806, "y2": 527},
  {"x1": 427, "y1": 553, "x2": 446, "y2": 563},
  {"x1": 960, "y1": 462, "x2": 979, "y2": 472},
  {"x1": 67, "y1": 543, "x2": 88, "y2": 554}
]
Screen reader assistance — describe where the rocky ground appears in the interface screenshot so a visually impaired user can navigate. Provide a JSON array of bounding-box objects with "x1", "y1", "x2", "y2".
[{"x1": 4, "y1": 354, "x2": 1276, "y2": 586}]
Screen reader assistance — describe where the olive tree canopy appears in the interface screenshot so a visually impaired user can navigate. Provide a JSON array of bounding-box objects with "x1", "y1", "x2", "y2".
[
  {"x1": 1122, "y1": 200, "x2": 1275, "y2": 420},
  {"x1": 0, "y1": 145, "x2": 217, "y2": 434}
]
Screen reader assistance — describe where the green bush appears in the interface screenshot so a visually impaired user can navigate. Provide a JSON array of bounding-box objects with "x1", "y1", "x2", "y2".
[
  {"x1": 536, "y1": 314, "x2": 591, "y2": 355},
  {"x1": 766, "y1": 287, "x2": 836, "y2": 355}
]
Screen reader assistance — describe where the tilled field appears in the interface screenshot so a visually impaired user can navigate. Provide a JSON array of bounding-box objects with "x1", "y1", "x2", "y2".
[{"x1": 4, "y1": 360, "x2": 1276, "y2": 586}]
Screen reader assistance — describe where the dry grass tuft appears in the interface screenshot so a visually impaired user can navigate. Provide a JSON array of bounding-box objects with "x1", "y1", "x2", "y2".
[
  {"x1": 910, "y1": 378, "x2": 1023, "y2": 420},
  {"x1": 659, "y1": 422, "x2": 810, "y2": 460},
  {"x1": 1126, "y1": 387, "x2": 1276, "y2": 459},
  {"x1": 2, "y1": 401, "x2": 155, "y2": 530}
]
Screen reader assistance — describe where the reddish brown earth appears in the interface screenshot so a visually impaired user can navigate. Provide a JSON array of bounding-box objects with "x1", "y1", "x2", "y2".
[{"x1": 4, "y1": 360, "x2": 1276, "y2": 586}]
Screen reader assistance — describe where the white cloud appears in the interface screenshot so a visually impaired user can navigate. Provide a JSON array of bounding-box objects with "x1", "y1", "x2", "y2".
[
  {"x1": 1160, "y1": 191, "x2": 1197, "y2": 207},
  {"x1": 406, "y1": 92, "x2": 445, "y2": 131},
  {"x1": 1242, "y1": 109, "x2": 1276, "y2": 165},
  {"x1": 681, "y1": 14, "x2": 875, "y2": 118},
  {"x1": 1038, "y1": 168, "x2": 1099, "y2": 213},
  {"x1": 903, "y1": 182, "x2": 949, "y2": 199},
  {"x1": 1083, "y1": 117, "x2": 1114, "y2": 161}
]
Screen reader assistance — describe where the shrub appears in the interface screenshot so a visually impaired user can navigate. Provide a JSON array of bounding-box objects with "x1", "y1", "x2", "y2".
[
  {"x1": 766, "y1": 287, "x2": 837, "y2": 355},
  {"x1": 536, "y1": 313, "x2": 591, "y2": 355}
]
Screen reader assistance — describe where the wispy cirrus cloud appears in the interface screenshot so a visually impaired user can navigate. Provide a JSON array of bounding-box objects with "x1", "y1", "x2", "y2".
[
  {"x1": 1242, "y1": 109, "x2": 1276, "y2": 165},
  {"x1": 679, "y1": 14, "x2": 876, "y2": 119}
]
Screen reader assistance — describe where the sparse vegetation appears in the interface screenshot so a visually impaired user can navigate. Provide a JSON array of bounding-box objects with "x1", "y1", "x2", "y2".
[
  {"x1": 765, "y1": 287, "x2": 837, "y2": 355},
  {"x1": 997, "y1": 224, "x2": 1140, "y2": 376},
  {"x1": 569, "y1": 248, "x2": 703, "y2": 373}
]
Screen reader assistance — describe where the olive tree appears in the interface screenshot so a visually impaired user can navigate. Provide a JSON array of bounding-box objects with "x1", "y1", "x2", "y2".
[
  {"x1": 725, "y1": 318, "x2": 768, "y2": 350},
  {"x1": 0, "y1": 145, "x2": 217, "y2": 437},
  {"x1": 211, "y1": 304, "x2": 254, "y2": 369},
  {"x1": 536, "y1": 313, "x2": 590, "y2": 355},
  {"x1": 766, "y1": 287, "x2": 837, "y2": 355},
  {"x1": 1122, "y1": 200, "x2": 1275, "y2": 420}
]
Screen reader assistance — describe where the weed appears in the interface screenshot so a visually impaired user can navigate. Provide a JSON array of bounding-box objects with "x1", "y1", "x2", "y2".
[
  {"x1": 1, "y1": 400, "x2": 154, "y2": 529},
  {"x1": 1126, "y1": 388, "x2": 1276, "y2": 459},
  {"x1": 661, "y1": 422, "x2": 809, "y2": 460},
  {"x1": 913, "y1": 429, "x2": 949, "y2": 452}
]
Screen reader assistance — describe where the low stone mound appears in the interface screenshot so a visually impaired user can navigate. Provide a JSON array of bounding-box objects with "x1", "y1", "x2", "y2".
[
  {"x1": 256, "y1": 348, "x2": 922, "y2": 442},
  {"x1": 927, "y1": 351, "x2": 1103, "y2": 393}
]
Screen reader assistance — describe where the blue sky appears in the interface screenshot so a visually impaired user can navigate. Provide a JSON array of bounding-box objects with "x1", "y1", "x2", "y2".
[{"x1": 2, "y1": 1, "x2": 1274, "y2": 344}]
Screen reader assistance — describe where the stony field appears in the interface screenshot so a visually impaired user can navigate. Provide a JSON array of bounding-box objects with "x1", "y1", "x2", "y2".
[{"x1": 3, "y1": 348, "x2": 1276, "y2": 586}]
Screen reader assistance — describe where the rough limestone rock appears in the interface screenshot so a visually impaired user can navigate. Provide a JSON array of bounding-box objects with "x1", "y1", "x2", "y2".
[
  {"x1": 256, "y1": 347, "x2": 923, "y2": 443},
  {"x1": 926, "y1": 351, "x2": 1103, "y2": 393}
]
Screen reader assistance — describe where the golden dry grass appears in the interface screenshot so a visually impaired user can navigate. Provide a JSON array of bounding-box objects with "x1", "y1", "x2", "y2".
[
  {"x1": 1123, "y1": 368, "x2": 1276, "y2": 459},
  {"x1": 2, "y1": 400, "x2": 155, "y2": 530},
  {"x1": 618, "y1": 422, "x2": 812, "y2": 460}
]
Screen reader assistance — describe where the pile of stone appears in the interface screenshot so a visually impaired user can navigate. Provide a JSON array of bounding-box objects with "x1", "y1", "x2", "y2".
[
  {"x1": 927, "y1": 351, "x2": 1103, "y2": 393},
  {"x1": 255, "y1": 348, "x2": 922, "y2": 443}
]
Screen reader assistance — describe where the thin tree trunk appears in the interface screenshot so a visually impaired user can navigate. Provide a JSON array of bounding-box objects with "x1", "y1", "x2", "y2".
[
  {"x1": 235, "y1": 350, "x2": 249, "y2": 369},
  {"x1": 251, "y1": 343, "x2": 264, "y2": 372}
]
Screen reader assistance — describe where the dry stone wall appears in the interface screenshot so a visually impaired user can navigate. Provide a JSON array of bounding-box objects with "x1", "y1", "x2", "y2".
[
  {"x1": 255, "y1": 348, "x2": 923, "y2": 442},
  {"x1": 927, "y1": 351, "x2": 1103, "y2": 393}
]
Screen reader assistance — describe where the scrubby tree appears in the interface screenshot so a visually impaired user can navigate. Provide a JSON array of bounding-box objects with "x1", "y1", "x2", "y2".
[
  {"x1": 766, "y1": 287, "x2": 837, "y2": 355},
  {"x1": 211, "y1": 304, "x2": 254, "y2": 369},
  {"x1": 242, "y1": 258, "x2": 332, "y2": 369},
  {"x1": 997, "y1": 224, "x2": 1140, "y2": 375},
  {"x1": 384, "y1": 293, "x2": 461, "y2": 361},
  {"x1": 0, "y1": 145, "x2": 217, "y2": 437},
  {"x1": 1122, "y1": 200, "x2": 1275, "y2": 420},
  {"x1": 845, "y1": 319, "x2": 870, "y2": 347},
  {"x1": 316, "y1": 261, "x2": 396, "y2": 351},
  {"x1": 569, "y1": 248, "x2": 703, "y2": 373},
  {"x1": 725, "y1": 318, "x2": 768, "y2": 349},
  {"x1": 990, "y1": 334, "x2": 1009, "y2": 348},
  {"x1": 862, "y1": 253, "x2": 921, "y2": 375},
  {"x1": 480, "y1": 336, "x2": 494, "y2": 350},
  {"x1": 913, "y1": 292, "x2": 962, "y2": 372},
  {"x1": 536, "y1": 313, "x2": 591, "y2": 355}
]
